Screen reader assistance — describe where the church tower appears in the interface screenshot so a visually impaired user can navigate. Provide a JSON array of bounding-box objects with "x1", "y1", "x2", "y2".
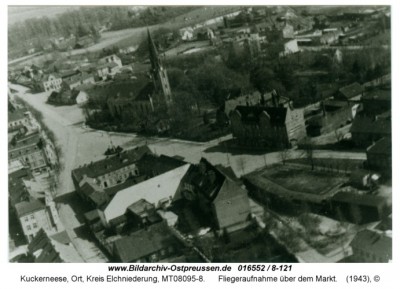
[{"x1": 148, "y1": 29, "x2": 173, "y2": 106}]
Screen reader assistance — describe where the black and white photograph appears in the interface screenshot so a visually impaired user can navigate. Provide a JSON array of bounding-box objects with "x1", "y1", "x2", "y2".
[{"x1": 7, "y1": 4, "x2": 392, "y2": 266}]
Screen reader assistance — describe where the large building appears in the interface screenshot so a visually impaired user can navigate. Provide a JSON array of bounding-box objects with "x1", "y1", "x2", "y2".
[
  {"x1": 230, "y1": 93, "x2": 306, "y2": 148},
  {"x1": 106, "y1": 30, "x2": 173, "y2": 122},
  {"x1": 8, "y1": 130, "x2": 48, "y2": 174}
]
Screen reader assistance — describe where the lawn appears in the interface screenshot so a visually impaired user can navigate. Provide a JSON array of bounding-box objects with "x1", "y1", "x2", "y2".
[{"x1": 265, "y1": 167, "x2": 345, "y2": 195}]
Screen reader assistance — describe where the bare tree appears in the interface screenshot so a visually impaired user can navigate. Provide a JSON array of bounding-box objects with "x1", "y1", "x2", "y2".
[
  {"x1": 279, "y1": 142, "x2": 291, "y2": 165},
  {"x1": 304, "y1": 137, "x2": 315, "y2": 170}
]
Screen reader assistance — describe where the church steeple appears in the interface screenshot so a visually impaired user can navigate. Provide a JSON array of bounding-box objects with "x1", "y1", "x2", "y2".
[{"x1": 147, "y1": 28, "x2": 172, "y2": 106}]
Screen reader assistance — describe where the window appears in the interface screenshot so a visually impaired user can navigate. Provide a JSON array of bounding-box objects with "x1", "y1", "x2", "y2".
[
  {"x1": 26, "y1": 225, "x2": 31, "y2": 231},
  {"x1": 30, "y1": 214, "x2": 34, "y2": 220},
  {"x1": 33, "y1": 223, "x2": 38, "y2": 229},
  {"x1": 24, "y1": 217, "x2": 29, "y2": 222}
]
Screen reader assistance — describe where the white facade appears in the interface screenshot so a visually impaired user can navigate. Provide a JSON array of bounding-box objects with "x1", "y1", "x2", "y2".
[{"x1": 42, "y1": 75, "x2": 62, "y2": 92}]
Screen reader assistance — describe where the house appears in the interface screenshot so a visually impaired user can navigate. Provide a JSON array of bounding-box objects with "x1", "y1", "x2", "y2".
[
  {"x1": 27, "y1": 229, "x2": 63, "y2": 263},
  {"x1": 72, "y1": 146, "x2": 152, "y2": 200},
  {"x1": 102, "y1": 163, "x2": 190, "y2": 227},
  {"x1": 350, "y1": 116, "x2": 391, "y2": 147},
  {"x1": 15, "y1": 199, "x2": 54, "y2": 242},
  {"x1": 282, "y1": 23, "x2": 294, "y2": 38},
  {"x1": 320, "y1": 30, "x2": 342, "y2": 45},
  {"x1": 175, "y1": 158, "x2": 251, "y2": 233},
  {"x1": 350, "y1": 229, "x2": 392, "y2": 262},
  {"x1": 360, "y1": 89, "x2": 391, "y2": 117},
  {"x1": 180, "y1": 27, "x2": 194, "y2": 41},
  {"x1": 96, "y1": 62, "x2": 119, "y2": 80},
  {"x1": 41, "y1": 74, "x2": 62, "y2": 92},
  {"x1": 112, "y1": 222, "x2": 181, "y2": 262},
  {"x1": 99, "y1": 54, "x2": 123, "y2": 68},
  {"x1": 47, "y1": 88, "x2": 80, "y2": 106},
  {"x1": 75, "y1": 90, "x2": 89, "y2": 106},
  {"x1": 279, "y1": 39, "x2": 299, "y2": 57},
  {"x1": 8, "y1": 166, "x2": 31, "y2": 208},
  {"x1": 331, "y1": 191, "x2": 388, "y2": 224},
  {"x1": 63, "y1": 73, "x2": 95, "y2": 90},
  {"x1": 230, "y1": 96, "x2": 306, "y2": 148},
  {"x1": 74, "y1": 36, "x2": 95, "y2": 49},
  {"x1": 366, "y1": 137, "x2": 391, "y2": 175},
  {"x1": 306, "y1": 100, "x2": 353, "y2": 136},
  {"x1": 8, "y1": 131, "x2": 48, "y2": 174},
  {"x1": 8, "y1": 109, "x2": 30, "y2": 132},
  {"x1": 336, "y1": 82, "x2": 364, "y2": 101}
]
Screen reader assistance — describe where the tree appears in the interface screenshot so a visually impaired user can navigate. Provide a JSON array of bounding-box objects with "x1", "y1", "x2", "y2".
[
  {"x1": 303, "y1": 137, "x2": 315, "y2": 170},
  {"x1": 279, "y1": 146, "x2": 291, "y2": 166}
]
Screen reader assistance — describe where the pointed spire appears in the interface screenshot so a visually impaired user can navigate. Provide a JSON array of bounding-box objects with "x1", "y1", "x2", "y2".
[{"x1": 147, "y1": 28, "x2": 160, "y2": 71}]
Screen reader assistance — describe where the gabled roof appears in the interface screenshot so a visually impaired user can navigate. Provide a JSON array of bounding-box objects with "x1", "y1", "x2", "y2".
[
  {"x1": 15, "y1": 199, "x2": 45, "y2": 217},
  {"x1": 28, "y1": 229, "x2": 63, "y2": 263},
  {"x1": 332, "y1": 191, "x2": 386, "y2": 207},
  {"x1": 113, "y1": 222, "x2": 177, "y2": 262},
  {"x1": 350, "y1": 116, "x2": 391, "y2": 135},
  {"x1": 104, "y1": 163, "x2": 190, "y2": 224},
  {"x1": 9, "y1": 109, "x2": 27, "y2": 122},
  {"x1": 71, "y1": 146, "x2": 152, "y2": 181},
  {"x1": 233, "y1": 105, "x2": 288, "y2": 126},
  {"x1": 367, "y1": 137, "x2": 391, "y2": 155},
  {"x1": 338, "y1": 82, "x2": 364, "y2": 99},
  {"x1": 350, "y1": 229, "x2": 392, "y2": 261}
]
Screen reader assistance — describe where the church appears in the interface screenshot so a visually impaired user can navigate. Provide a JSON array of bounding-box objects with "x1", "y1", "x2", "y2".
[{"x1": 107, "y1": 29, "x2": 173, "y2": 126}]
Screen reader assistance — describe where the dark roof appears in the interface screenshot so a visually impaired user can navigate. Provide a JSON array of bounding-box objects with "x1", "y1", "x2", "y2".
[
  {"x1": 113, "y1": 222, "x2": 177, "y2": 262},
  {"x1": 71, "y1": 145, "x2": 152, "y2": 181},
  {"x1": 350, "y1": 229, "x2": 392, "y2": 261},
  {"x1": 136, "y1": 154, "x2": 187, "y2": 176},
  {"x1": 8, "y1": 110, "x2": 27, "y2": 122},
  {"x1": 234, "y1": 105, "x2": 287, "y2": 126},
  {"x1": 332, "y1": 191, "x2": 386, "y2": 207},
  {"x1": 15, "y1": 199, "x2": 45, "y2": 217},
  {"x1": 9, "y1": 132, "x2": 41, "y2": 150},
  {"x1": 338, "y1": 82, "x2": 364, "y2": 99},
  {"x1": 350, "y1": 116, "x2": 391, "y2": 135},
  {"x1": 63, "y1": 72, "x2": 94, "y2": 85},
  {"x1": 8, "y1": 168, "x2": 31, "y2": 207},
  {"x1": 27, "y1": 229, "x2": 63, "y2": 263},
  {"x1": 362, "y1": 89, "x2": 391, "y2": 102},
  {"x1": 97, "y1": 62, "x2": 119, "y2": 70},
  {"x1": 127, "y1": 199, "x2": 155, "y2": 216},
  {"x1": 367, "y1": 137, "x2": 391, "y2": 155},
  {"x1": 50, "y1": 231, "x2": 71, "y2": 245}
]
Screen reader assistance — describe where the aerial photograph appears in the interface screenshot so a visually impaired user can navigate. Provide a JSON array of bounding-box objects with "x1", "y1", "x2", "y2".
[{"x1": 8, "y1": 5, "x2": 391, "y2": 263}]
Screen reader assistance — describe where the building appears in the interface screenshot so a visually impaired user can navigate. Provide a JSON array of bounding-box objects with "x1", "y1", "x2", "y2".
[
  {"x1": 71, "y1": 146, "x2": 151, "y2": 201},
  {"x1": 175, "y1": 158, "x2": 251, "y2": 233},
  {"x1": 106, "y1": 30, "x2": 174, "y2": 122},
  {"x1": 350, "y1": 229, "x2": 392, "y2": 262},
  {"x1": 245, "y1": 33, "x2": 262, "y2": 60},
  {"x1": 350, "y1": 116, "x2": 391, "y2": 147},
  {"x1": 41, "y1": 74, "x2": 62, "y2": 92},
  {"x1": 99, "y1": 54, "x2": 122, "y2": 68},
  {"x1": 336, "y1": 82, "x2": 364, "y2": 101},
  {"x1": 366, "y1": 137, "x2": 391, "y2": 175},
  {"x1": 47, "y1": 88, "x2": 80, "y2": 105},
  {"x1": 96, "y1": 62, "x2": 120, "y2": 80},
  {"x1": 75, "y1": 90, "x2": 89, "y2": 106},
  {"x1": 282, "y1": 23, "x2": 294, "y2": 38},
  {"x1": 279, "y1": 39, "x2": 299, "y2": 57},
  {"x1": 230, "y1": 95, "x2": 306, "y2": 148},
  {"x1": 112, "y1": 222, "x2": 181, "y2": 262},
  {"x1": 305, "y1": 100, "x2": 354, "y2": 136},
  {"x1": 360, "y1": 89, "x2": 391, "y2": 117},
  {"x1": 320, "y1": 30, "x2": 342, "y2": 45},
  {"x1": 74, "y1": 36, "x2": 95, "y2": 49},
  {"x1": 62, "y1": 73, "x2": 95, "y2": 90},
  {"x1": 8, "y1": 109, "x2": 30, "y2": 132},
  {"x1": 15, "y1": 199, "x2": 54, "y2": 242},
  {"x1": 8, "y1": 131, "x2": 48, "y2": 173}
]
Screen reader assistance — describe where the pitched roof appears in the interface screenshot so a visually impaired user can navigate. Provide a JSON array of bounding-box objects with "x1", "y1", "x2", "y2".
[
  {"x1": 9, "y1": 109, "x2": 27, "y2": 122},
  {"x1": 362, "y1": 89, "x2": 391, "y2": 102},
  {"x1": 367, "y1": 137, "x2": 391, "y2": 155},
  {"x1": 104, "y1": 163, "x2": 190, "y2": 224},
  {"x1": 71, "y1": 146, "x2": 152, "y2": 181},
  {"x1": 28, "y1": 229, "x2": 63, "y2": 263},
  {"x1": 338, "y1": 82, "x2": 364, "y2": 99},
  {"x1": 350, "y1": 116, "x2": 391, "y2": 135},
  {"x1": 113, "y1": 222, "x2": 177, "y2": 262},
  {"x1": 332, "y1": 191, "x2": 387, "y2": 207},
  {"x1": 15, "y1": 199, "x2": 45, "y2": 217},
  {"x1": 9, "y1": 131, "x2": 41, "y2": 150},
  {"x1": 234, "y1": 105, "x2": 288, "y2": 126},
  {"x1": 350, "y1": 229, "x2": 392, "y2": 261}
]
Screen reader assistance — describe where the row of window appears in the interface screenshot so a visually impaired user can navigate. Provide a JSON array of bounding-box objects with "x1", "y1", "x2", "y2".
[{"x1": 26, "y1": 223, "x2": 38, "y2": 231}]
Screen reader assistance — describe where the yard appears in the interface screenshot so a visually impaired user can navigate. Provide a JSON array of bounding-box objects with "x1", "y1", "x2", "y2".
[{"x1": 264, "y1": 167, "x2": 346, "y2": 195}]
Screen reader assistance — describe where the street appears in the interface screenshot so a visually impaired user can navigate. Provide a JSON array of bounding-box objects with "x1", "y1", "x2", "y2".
[{"x1": 10, "y1": 83, "x2": 366, "y2": 262}]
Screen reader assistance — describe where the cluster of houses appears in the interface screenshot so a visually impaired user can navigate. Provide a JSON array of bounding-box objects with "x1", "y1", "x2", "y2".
[
  {"x1": 8, "y1": 99, "x2": 65, "y2": 261},
  {"x1": 69, "y1": 146, "x2": 252, "y2": 262}
]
